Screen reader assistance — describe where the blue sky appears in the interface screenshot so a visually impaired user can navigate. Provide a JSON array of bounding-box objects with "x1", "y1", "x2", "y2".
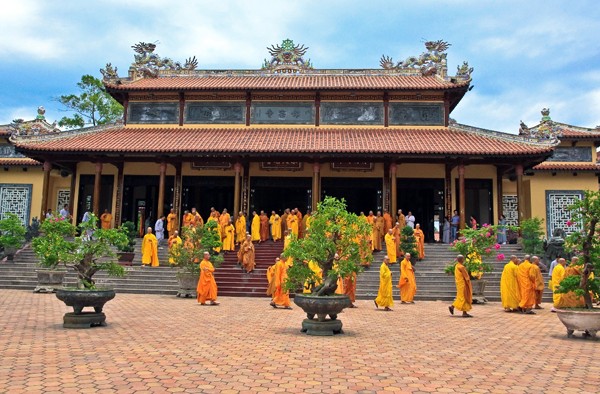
[{"x1": 1, "y1": 0, "x2": 599, "y2": 133}]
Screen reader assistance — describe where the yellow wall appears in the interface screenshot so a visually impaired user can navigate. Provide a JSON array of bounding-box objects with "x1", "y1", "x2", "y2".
[{"x1": 395, "y1": 163, "x2": 444, "y2": 178}]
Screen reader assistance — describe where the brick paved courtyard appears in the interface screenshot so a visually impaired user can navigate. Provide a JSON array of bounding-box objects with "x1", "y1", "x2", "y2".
[{"x1": 0, "y1": 289, "x2": 598, "y2": 393}]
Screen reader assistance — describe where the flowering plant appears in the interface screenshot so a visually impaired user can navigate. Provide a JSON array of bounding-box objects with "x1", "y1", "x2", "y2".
[
  {"x1": 32, "y1": 214, "x2": 76, "y2": 268},
  {"x1": 444, "y1": 224, "x2": 508, "y2": 279}
]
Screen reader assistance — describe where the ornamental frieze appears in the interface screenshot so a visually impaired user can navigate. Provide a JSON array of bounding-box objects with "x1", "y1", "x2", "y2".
[
  {"x1": 330, "y1": 162, "x2": 374, "y2": 171},
  {"x1": 128, "y1": 95, "x2": 180, "y2": 101},
  {"x1": 252, "y1": 94, "x2": 316, "y2": 101},
  {"x1": 185, "y1": 94, "x2": 246, "y2": 101},
  {"x1": 320, "y1": 95, "x2": 383, "y2": 101},
  {"x1": 191, "y1": 162, "x2": 232, "y2": 170},
  {"x1": 260, "y1": 162, "x2": 303, "y2": 171}
]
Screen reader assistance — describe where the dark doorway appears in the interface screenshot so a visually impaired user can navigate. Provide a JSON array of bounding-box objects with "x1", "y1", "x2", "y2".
[
  {"x1": 78, "y1": 175, "x2": 114, "y2": 223},
  {"x1": 250, "y1": 177, "x2": 311, "y2": 215},
  {"x1": 456, "y1": 178, "x2": 493, "y2": 227},
  {"x1": 122, "y1": 175, "x2": 174, "y2": 230},
  {"x1": 396, "y1": 178, "x2": 444, "y2": 242},
  {"x1": 321, "y1": 177, "x2": 383, "y2": 215},
  {"x1": 182, "y1": 176, "x2": 234, "y2": 219}
]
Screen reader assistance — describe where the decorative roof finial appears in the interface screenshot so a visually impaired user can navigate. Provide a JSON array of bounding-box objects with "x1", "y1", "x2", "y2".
[
  {"x1": 262, "y1": 39, "x2": 313, "y2": 73},
  {"x1": 541, "y1": 108, "x2": 551, "y2": 122},
  {"x1": 380, "y1": 40, "x2": 452, "y2": 77},
  {"x1": 36, "y1": 106, "x2": 46, "y2": 120}
]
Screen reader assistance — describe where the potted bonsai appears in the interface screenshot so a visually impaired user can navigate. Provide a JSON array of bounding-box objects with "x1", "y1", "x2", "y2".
[
  {"x1": 555, "y1": 190, "x2": 600, "y2": 338},
  {"x1": 283, "y1": 197, "x2": 371, "y2": 336},
  {"x1": 40, "y1": 214, "x2": 128, "y2": 328},
  {"x1": 117, "y1": 221, "x2": 137, "y2": 265},
  {"x1": 445, "y1": 224, "x2": 506, "y2": 303},
  {"x1": 0, "y1": 213, "x2": 27, "y2": 261},
  {"x1": 31, "y1": 215, "x2": 75, "y2": 293},
  {"x1": 169, "y1": 220, "x2": 223, "y2": 298},
  {"x1": 400, "y1": 225, "x2": 418, "y2": 262}
]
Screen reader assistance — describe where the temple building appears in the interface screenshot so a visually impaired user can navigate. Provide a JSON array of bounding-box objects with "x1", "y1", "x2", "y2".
[{"x1": 4, "y1": 40, "x2": 600, "y2": 239}]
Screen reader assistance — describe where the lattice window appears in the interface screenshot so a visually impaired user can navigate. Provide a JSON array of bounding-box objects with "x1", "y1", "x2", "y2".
[
  {"x1": 546, "y1": 191, "x2": 583, "y2": 236},
  {"x1": 502, "y1": 195, "x2": 518, "y2": 226},
  {"x1": 56, "y1": 189, "x2": 70, "y2": 213},
  {"x1": 0, "y1": 184, "x2": 32, "y2": 225}
]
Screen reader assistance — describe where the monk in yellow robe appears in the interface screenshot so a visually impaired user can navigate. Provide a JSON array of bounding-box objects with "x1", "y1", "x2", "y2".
[
  {"x1": 383, "y1": 210, "x2": 393, "y2": 235},
  {"x1": 167, "y1": 230, "x2": 182, "y2": 265},
  {"x1": 384, "y1": 229, "x2": 397, "y2": 263},
  {"x1": 517, "y1": 255, "x2": 537, "y2": 314},
  {"x1": 392, "y1": 222, "x2": 401, "y2": 257},
  {"x1": 500, "y1": 255, "x2": 521, "y2": 312},
  {"x1": 551, "y1": 258, "x2": 567, "y2": 309},
  {"x1": 222, "y1": 220, "x2": 235, "y2": 252},
  {"x1": 219, "y1": 209, "x2": 231, "y2": 236},
  {"x1": 182, "y1": 210, "x2": 194, "y2": 228},
  {"x1": 191, "y1": 208, "x2": 203, "y2": 228},
  {"x1": 295, "y1": 208, "x2": 304, "y2": 238},
  {"x1": 100, "y1": 209, "x2": 112, "y2": 229},
  {"x1": 283, "y1": 230, "x2": 293, "y2": 251},
  {"x1": 373, "y1": 211, "x2": 384, "y2": 251},
  {"x1": 303, "y1": 260, "x2": 323, "y2": 293},
  {"x1": 531, "y1": 256, "x2": 545, "y2": 309},
  {"x1": 374, "y1": 256, "x2": 393, "y2": 311},
  {"x1": 397, "y1": 209, "x2": 406, "y2": 229},
  {"x1": 449, "y1": 255, "x2": 473, "y2": 317},
  {"x1": 413, "y1": 223, "x2": 425, "y2": 260},
  {"x1": 305, "y1": 212, "x2": 313, "y2": 232},
  {"x1": 270, "y1": 211, "x2": 282, "y2": 241},
  {"x1": 197, "y1": 252, "x2": 219, "y2": 305},
  {"x1": 235, "y1": 212, "x2": 246, "y2": 244},
  {"x1": 259, "y1": 211, "x2": 269, "y2": 242},
  {"x1": 166, "y1": 208, "x2": 177, "y2": 236},
  {"x1": 251, "y1": 211, "x2": 260, "y2": 242},
  {"x1": 398, "y1": 253, "x2": 417, "y2": 303},
  {"x1": 141, "y1": 227, "x2": 159, "y2": 267},
  {"x1": 558, "y1": 257, "x2": 587, "y2": 308},
  {"x1": 270, "y1": 257, "x2": 292, "y2": 309},
  {"x1": 287, "y1": 212, "x2": 298, "y2": 237}
]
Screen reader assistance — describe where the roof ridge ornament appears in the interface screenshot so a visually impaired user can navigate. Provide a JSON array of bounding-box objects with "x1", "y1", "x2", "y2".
[
  {"x1": 261, "y1": 39, "x2": 313, "y2": 73},
  {"x1": 380, "y1": 40, "x2": 457, "y2": 77},
  {"x1": 518, "y1": 108, "x2": 562, "y2": 143},
  {"x1": 8, "y1": 107, "x2": 61, "y2": 137}
]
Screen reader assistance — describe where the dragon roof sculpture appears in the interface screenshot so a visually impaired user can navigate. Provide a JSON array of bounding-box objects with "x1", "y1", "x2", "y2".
[{"x1": 262, "y1": 39, "x2": 313, "y2": 73}]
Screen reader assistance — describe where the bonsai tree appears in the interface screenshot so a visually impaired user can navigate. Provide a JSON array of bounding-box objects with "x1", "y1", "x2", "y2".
[
  {"x1": 283, "y1": 197, "x2": 371, "y2": 295},
  {"x1": 557, "y1": 190, "x2": 600, "y2": 309},
  {"x1": 0, "y1": 213, "x2": 27, "y2": 254},
  {"x1": 118, "y1": 221, "x2": 137, "y2": 253},
  {"x1": 169, "y1": 220, "x2": 223, "y2": 274},
  {"x1": 520, "y1": 217, "x2": 545, "y2": 254},
  {"x1": 445, "y1": 224, "x2": 507, "y2": 279},
  {"x1": 400, "y1": 226, "x2": 418, "y2": 261},
  {"x1": 33, "y1": 214, "x2": 128, "y2": 289}
]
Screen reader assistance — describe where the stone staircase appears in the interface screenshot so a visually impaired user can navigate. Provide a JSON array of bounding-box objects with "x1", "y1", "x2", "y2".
[
  {"x1": 355, "y1": 243, "x2": 554, "y2": 302},
  {"x1": 0, "y1": 240, "x2": 553, "y2": 302}
]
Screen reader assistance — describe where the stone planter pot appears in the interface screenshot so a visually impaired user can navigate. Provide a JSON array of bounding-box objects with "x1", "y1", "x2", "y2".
[
  {"x1": 555, "y1": 308, "x2": 600, "y2": 338},
  {"x1": 117, "y1": 252, "x2": 135, "y2": 266},
  {"x1": 4, "y1": 246, "x2": 17, "y2": 261},
  {"x1": 471, "y1": 278, "x2": 488, "y2": 304},
  {"x1": 294, "y1": 294, "x2": 352, "y2": 336},
  {"x1": 176, "y1": 271, "x2": 198, "y2": 298},
  {"x1": 34, "y1": 269, "x2": 66, "y2": 293},
  {"x1": 55, "y1": 288, "x2": 116, "y2": 329}
]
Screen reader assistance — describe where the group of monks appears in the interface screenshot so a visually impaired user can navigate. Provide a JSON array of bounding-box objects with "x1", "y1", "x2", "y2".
[
  {"x1": 374, "y1": 253, "x2": 417, "y2": 311},
  {"x1": 500, "y1": 255, "x2": 545, "y2": 314}
]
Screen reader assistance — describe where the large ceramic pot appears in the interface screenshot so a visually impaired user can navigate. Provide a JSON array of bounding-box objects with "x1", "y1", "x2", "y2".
[
  {"x1": 34, "y1": 269, "x2": 66, "y2": 293},
  {"x1": 4, "y1": 246, "x2": 17, "y2": 261},
  {"x1": 294, "y1": 294, "x2": 352, "y2": 336},
  {"x1": 471, "y1": 278, "x2": 488, "y2": 304},
  {"x1": 555, "y1": 308, "x2": 600, "y2": 338},
  {"x1": 55, "y1": 288, "x2": 116, "y2": 328},
  {"x1": 117, "y1": 252, "x2": 135, "y2": 266},
  {"x1": 176, "y1": 271, "x2": 198, "y2": 298}
]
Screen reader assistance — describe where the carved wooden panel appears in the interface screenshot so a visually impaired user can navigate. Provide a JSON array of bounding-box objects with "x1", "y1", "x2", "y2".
[
  {"x1": 185, "y1": 102, "x2": 245, "y2": 124},
  {"x1": 251, "y1": 102, "x2": 314, "y2": 124},
  {"x1": 330, "y1": 162, "x2": 374, "y2": 171},
  {"x1": 546, "y1": 147, "x2": 593, "y2": 162},
  {"x1": 0, "y1": 184, "x2": 32, "y2": 225},
  {"x1": 56, "y1": 189, "x2": 71, "y2": 213},
  {"x1": 389, "y1": 103, "x2": 444, "y2": 126},
  {"x1": 546, "y1": 191, "x2": 583, "y2": 235},
  {"x1": 260, "y1": 162, "x2": 303, "y2": 171},
  {"x1": 502, "y1": 195, "x2": 518, "y2": 227},
  {"x1": 191, "y1": 162, "x2": 232, "y2": 170},
  {"x1": 320, "y1": 102, "x2": 384, "y2": 125},
  {"x1": 128, "y1": 102, "x2": 179, "y2": 124}
]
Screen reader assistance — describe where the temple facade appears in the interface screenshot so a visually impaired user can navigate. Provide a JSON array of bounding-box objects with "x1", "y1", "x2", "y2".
[{"x1": 4, "y1": 40, "x2": 599, "y2": 240}]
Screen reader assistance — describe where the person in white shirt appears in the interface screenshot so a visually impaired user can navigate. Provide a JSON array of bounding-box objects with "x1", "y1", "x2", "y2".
[
  {"x1": 406, "y1": 211, "x2": 415, "y2": 229},
  {"x1": 155, "y1": 215, "x2": 165, "y2": 248},
  {"x1": 59, "y1": 204, "x2": 70, "y2": 218}
]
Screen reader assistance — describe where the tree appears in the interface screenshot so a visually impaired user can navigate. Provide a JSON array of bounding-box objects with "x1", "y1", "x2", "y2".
[
  {"x1": 400, "y1": 226, "x2": 418, "y2": 261},
  {"x1": 520, "y1": 217, "x2": 545, "y2": 254},
  {"x1": 283, "y1": 197, "x2": 371, "y2": 295},
  {"x1": 57, "y1": 75, "x2": 123, "y2": 128}
]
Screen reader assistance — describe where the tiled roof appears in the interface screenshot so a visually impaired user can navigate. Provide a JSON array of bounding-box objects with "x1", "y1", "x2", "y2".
[
  {"x1": 532, "y1": 162, "x2": 600, "y2": 171},
  {"x1": 559, "y1": 125, "x2": 600, "y2": 140},
  {"x1": 13, "y1": 125, "x2": 554, "y2": 157},
  {"x1": 0, "y1": 157, "x2": 40, "y2": 166},
  {"x1": 106, "y1": 74, "x2": 469, "y2": 91}
]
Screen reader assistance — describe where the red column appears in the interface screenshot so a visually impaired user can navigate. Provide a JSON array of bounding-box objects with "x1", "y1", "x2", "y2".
[
  {"x1": 312, "y1": 162, "x2": 321, "y2": 211},
  {"x1": 93, "y1": 162, "x2": 102, "y2": 216},
  {"x1": 233, "y1": 162, "x2": 242, "y2": 219},
  {"x1": 515, "y1": 164, "x2": 525, "y2": 225},
  {"x1": 157, "y1": 162, "x2": 167, "y2": 218},
  {"x1": 390, "y1": 163, "x2": 397, "y2": 216},
  {"x1": 41, "y1": 160, "x2": 52, "y2": 219},
  {"x1": 458, "y1": 163, "x2": 466, "y2": 231}
]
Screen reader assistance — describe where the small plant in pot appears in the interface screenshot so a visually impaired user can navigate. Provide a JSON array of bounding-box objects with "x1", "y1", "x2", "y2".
[
  {"x1": 117, "y1": 221, "x2": 137, "y2": 265},
  {"x1": 283, "y1": 197, "x2": 371, "y2": 336},
  {"x1": 31, "y1": 215, "x2": 76, "y2": 293},
  {"x1": 35, "y1": 214, "x2": 128, "y2": 328},
  {"x1": 554, "y1": 190, "x2": 600, "y2": 338},
  {"x1": 0, "y1": 213, "x2": 27, "y2": 261},
  {"x1": 169, "y1": 221, "x2": 223, "y2": 298}
]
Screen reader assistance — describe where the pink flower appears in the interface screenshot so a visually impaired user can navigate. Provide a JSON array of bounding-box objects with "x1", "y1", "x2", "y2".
[
  {"x1": 566, "y1": 220, "x2": 573, "y2": 226},
  {"x1": 494, "y1": 243, "x2": 501, "y2": 250},
  {"x1": 485, "y1": 248, "x2": 491, "y2": 254},
  {"x1": 497, "y1": 253, "x2": 505, "y2": 261},
  {"x1": 482, "y1": 223, "x2": 489, "y2": 228},
  {"x1": 461, "y1": 239, "x2": 466, "y2": 243},
  {"x1": 486, "y1": 232, "x2": 492, "y2": 237}
]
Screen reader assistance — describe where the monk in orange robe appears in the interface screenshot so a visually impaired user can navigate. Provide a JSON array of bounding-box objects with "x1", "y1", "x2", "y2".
[
  {"x1": 517, "y1": 255, "x2": 537, "y2": 314},
  {"x1": 191, "y1": 208, "x2": 203, "y2": 227},
  {"x1": 141, "y1": 227, "x2": 159, "y2": 267},
  {"x1": 280, "y1": 209, "x2": 289, "y2": 236},
  {"x1": 100, "y1": 209, "x2": 112, "y2": 229},
  {"x1": 219, "y1": 208, "x2": 231, "y2": 236},
  {"x1": 166, "y1": 208, "x2": 177, "y2": 236},
  {"x1": 396, "y1": 209, "x2": 406, "y2": 229},
  {"x1": 209, "y1": 207, "x2": 220, "y2": 221},
  {"x1": 259, "y1": 211, "x2": 269, "y2": 242},
  {"x1": 197, "y1": 252, "x2": 219, "y2": 305},
  {"x1": 239, "y1": 235, "x2": 256, "y2": 273},
  {"x1": 373, "y1": 211, "x2": 384, "y2": 251},
  {"x1": 182, "y1": 210, "x2": 194, "y2": 228},
  {"x1": 270, "y1": 256, "x2": 292, "y2": 309},
  {"x1": 383, "y1": 210, "x2": 393, "y2": 235},
  {"x1": 343, "y1": 272, "x2": 357, "y2": 308},
  {"x1": 398, "y1": 253, "x2": 417, "y2": 303},
  {"x1": 413, "y1": 223, "x2": 425, "y2": 260},
  {"x1": 295, "y1": 208, "x2": 304, "y2": 238},
  {"x1": 449, "y1": 255, "x2": 473, "y2": 317},
  {"x1": 366, "y1": 211, "x2": 376, "y2": 251},
  {"x1": 531, "y1": 256, "x2": 545, "y2": 309},
  {"x1": 392, "y1": 222, "x2": 402, "y2": 257}
]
